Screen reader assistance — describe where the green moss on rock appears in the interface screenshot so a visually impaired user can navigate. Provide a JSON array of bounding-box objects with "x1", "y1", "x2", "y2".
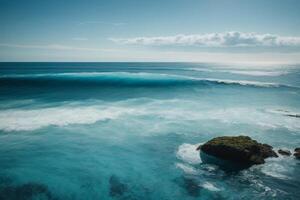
[
  {"x1": 199, "y1": 135, "x2": 278, "y2": 166},
  {"x1": 204, "y1": 136, "x2": 256, "y2": 149}
]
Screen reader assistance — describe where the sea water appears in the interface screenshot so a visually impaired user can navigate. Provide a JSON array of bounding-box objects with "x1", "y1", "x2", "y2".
[{"x1": 0, "y1": 62, "x2": 299, "y2": 199}]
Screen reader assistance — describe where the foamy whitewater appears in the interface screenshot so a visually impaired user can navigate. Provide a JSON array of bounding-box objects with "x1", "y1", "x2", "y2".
[{"x1": 0, "y1": 62, "x2": 299, "y2": 199}]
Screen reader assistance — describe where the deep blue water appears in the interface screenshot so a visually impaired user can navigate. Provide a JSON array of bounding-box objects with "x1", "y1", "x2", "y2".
[{"x1": 0, "y1": 62, "x2": 299, "y2": 200}]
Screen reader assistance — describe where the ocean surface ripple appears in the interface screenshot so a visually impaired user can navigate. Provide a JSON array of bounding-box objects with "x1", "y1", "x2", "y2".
[{"x1": 0, "y1": 62, "x2": 299, "y2": 200}]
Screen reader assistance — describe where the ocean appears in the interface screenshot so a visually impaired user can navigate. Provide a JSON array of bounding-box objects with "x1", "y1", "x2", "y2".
[{"x1": 0, "y1": 62, "x2": 299, "y2": 200}]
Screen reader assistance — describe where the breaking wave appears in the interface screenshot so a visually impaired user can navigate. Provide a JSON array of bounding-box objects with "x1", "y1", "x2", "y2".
[
  {"x1": 0, "y1": 105, "x2": 135, "y2": 131},
  {"x1": 176, "y1": 143, "x2": 202, "y2": 165},
  {"x1": 0, "y1": 72, "x2": 295, "y2": 89},
  {"x1": 1, "y1": 99, "x2": 300, "y2": 132}
]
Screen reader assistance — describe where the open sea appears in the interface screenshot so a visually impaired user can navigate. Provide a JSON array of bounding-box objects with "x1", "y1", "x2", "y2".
[{"x1": 0, "y1": 62, "x2": 299, "y2": 200}]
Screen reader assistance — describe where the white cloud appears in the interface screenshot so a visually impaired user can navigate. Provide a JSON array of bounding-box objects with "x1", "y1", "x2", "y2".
[{"x1": 110, "y1": 31, "x2": 300, "y2": 47}]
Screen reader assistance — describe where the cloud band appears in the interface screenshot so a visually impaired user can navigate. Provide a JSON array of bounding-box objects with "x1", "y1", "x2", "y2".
[{"x1": 110, "y1": 32, "x2": 300, "y2": 47}]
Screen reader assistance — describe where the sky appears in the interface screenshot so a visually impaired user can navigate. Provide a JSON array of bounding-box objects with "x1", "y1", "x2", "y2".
[{"x1": 0, "y1": 0, "x2": 300, "y2": 63}]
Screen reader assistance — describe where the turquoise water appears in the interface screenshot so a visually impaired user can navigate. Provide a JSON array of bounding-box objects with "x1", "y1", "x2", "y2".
[{"x1": 0, "y1": 62, "x2": 299, "y2": 200}]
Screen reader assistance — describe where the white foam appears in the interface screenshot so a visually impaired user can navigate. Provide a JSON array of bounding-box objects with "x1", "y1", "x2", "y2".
[
  {"x1": 0, "y1": 105, "x2": 134, "y2": 131},
  {"x1": 266, "y1": 109, "x2": 300, "y2": 118},
  {"x1": 261, "y1": 165, "x2": 289, "y2": 180},
  {"x1": 116, "y1": 100, "x2": 300, "y2": 132},
  {"x1": 197, "y1": 107, "x2": 300, "y2": 131},
  {"x1": 189, "y1": 68, "x2": 289, "y2": 77},
  {"x1": 175, "y1": 163, "x2": 198, "y2": 175},
  {"x1": 205, "y1": 78, "x2": 282, "y2": 87},
  {"x1": 0, "y1": 72, "x2": 191, "y2": 80},
  {"x1": 149, "y1": 105, "x2": 300, "y2": 131},
  {"x1": 176, "y1": 143, "x2": 202, "y2": 165},
  {"x1": 203, "y1": 165, "x2": 218, "y2": 172},
  {"x1": 1, "y1": 98, "x2": 299, "y2": 132},
  {"x1": 229, "y1": 70, "x2": 288, "y2": 77},
  {"x1": 201, "y1": 182, "x2": 221, "y2": 192},
  {"x1": 260, "y1": 157, "x2": 293, "y2": 180}
]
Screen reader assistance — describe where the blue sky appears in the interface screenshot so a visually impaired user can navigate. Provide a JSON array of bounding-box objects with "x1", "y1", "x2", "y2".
[{"x1": 1, "y1": 0, "x2": 300, "y2": 63}]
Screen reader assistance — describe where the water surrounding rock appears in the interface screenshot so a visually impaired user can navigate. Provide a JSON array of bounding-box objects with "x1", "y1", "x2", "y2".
[
  {"x1": 175, "y1": 177, "x2": 201, "y2": 197},
  {"x1": 278, "y1": 149, "x2": 292, "y2": 156},
  {"x1": 198, "y1": 136, "x2": 278, "y2": 168},
  {"x1": 183, "y1": 177, "x2": 200, "y2": 197}
]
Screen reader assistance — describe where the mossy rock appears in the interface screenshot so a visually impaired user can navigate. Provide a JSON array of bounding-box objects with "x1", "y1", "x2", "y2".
[{"x1": 199, "y1": 136, "x2": 278, "y2": 167}]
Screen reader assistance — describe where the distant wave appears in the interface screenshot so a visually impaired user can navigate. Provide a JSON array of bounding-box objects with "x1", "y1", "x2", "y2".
[
  {"x1": 202, "y1": 78, "x2": 283, "y2": 88},
  {"x1": 189, "y1": 68, "x2": 289, "y2": 77},
  {"x1": 228, "y1": 70, "x2": 288, "y2": 76},
  {"x1": 0, "y1": 72, "x2": 294, "y2": 89}
]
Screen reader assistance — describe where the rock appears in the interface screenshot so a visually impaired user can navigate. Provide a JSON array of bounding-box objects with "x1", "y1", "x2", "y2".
[
  {"x1": 274, "y1": 109, "x2": 300, "y2": 118},
  {"x1": 294, "y1": 152, "x2": 300, "y2": 159},
  {"x1": 199, "y1": 136, "x2": 278, "y2": 168},
  {"x1": 294, "y1": 148, "x2": 300, "y2": 159},
  {"x1": 286, "y1": 114, "x2": 300, "y2": 118},
  {"x1": 278, "y1": 149, "x2": 291, "y2": 156}
]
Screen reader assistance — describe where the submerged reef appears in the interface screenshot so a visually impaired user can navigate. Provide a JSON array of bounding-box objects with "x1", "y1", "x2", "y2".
[
  {"x1": 198, "y1": 136, "x2": 278, "y2": 168},
  {"x1": 109, "y1": 175, "x2": 128, "y2": 197},
  {"x1": 0, "y1": 182, "x2": 55, "y2": 200}
]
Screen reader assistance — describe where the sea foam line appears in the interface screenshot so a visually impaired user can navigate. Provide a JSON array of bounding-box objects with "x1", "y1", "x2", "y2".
[
  {"x1": 1, "y1": 99, "x2": 300, "y2": 132},
  {"x1": 0, "y1": 105, "x2": 135, "y2": 131},
  {"x1": 188, "y1": 68, "x2": 289, "y2": 77}
]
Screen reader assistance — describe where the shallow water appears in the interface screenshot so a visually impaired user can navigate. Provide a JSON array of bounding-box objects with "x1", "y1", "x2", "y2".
[{"x1": 0, "y1": 62, "x2": 299, "y2": 199}]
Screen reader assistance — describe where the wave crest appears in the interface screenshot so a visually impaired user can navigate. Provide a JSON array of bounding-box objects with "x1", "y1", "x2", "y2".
[{"x1": 0, "y1": 72, "x2": 292, "y2": 88}]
